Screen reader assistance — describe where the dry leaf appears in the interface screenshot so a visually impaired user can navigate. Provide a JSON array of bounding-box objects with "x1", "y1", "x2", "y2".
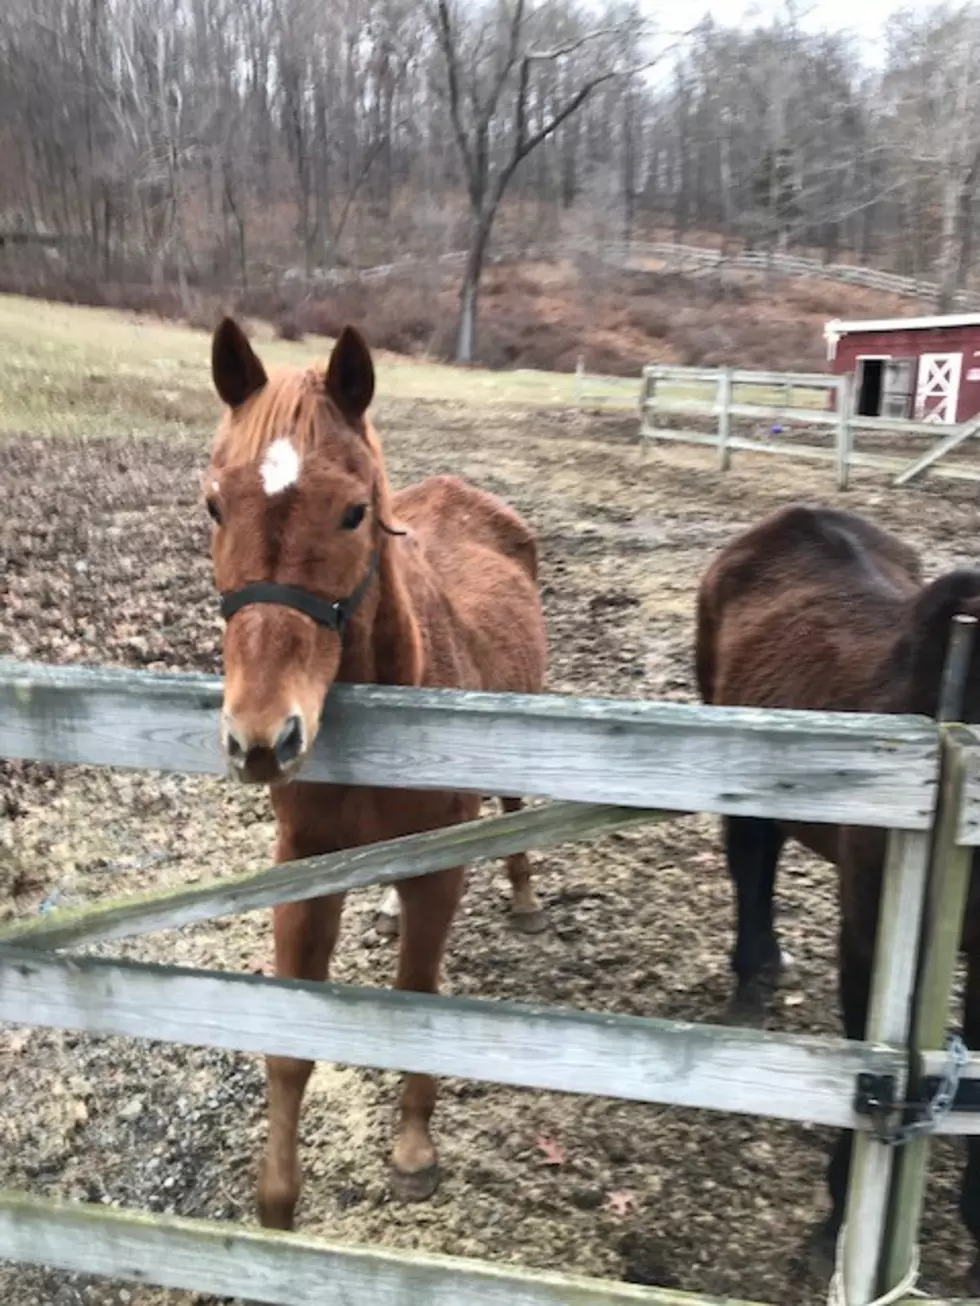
[
  {"x1": 603, "y1": 1189, "x2": 638, "y2": 1217},
  {"x1": 535, "y1": 1135, "x2": 566, "y2": 1166}
]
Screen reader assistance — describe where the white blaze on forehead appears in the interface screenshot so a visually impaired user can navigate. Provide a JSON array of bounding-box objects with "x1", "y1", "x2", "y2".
[{"x1": 260, "y1": 438, "x2": 301, "y2": 496}]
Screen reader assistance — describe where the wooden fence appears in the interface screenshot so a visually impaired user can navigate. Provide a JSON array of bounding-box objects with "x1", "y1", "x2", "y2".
[
  {"x1": 599, "y1": 241, "x2": 980, "y2": 310},
  {"x1": 279, "y1": 238, "x2": 980, "y2": 313},
  {"x1": 574, "y1": 355, "x2": 644, "y2": 412},
  {"x1": 0, "y1": 658, "x2": 979, "y2": 1305},
  {"x1": 639, "y1": 363, "x2": 980, "y2": 488}
]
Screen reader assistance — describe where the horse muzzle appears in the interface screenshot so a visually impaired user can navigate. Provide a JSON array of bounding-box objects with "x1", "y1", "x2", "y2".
[{"x1": 222, "y1": 710, "x2": 309, "y2": 785}]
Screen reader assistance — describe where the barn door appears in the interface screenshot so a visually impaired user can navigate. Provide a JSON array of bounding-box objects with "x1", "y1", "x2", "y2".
[
  {"x1": 881, "y1": 359, "x2": 914, "y2": 419},
  {"x1": 914, "y1": 353, "x2": 962, "y2": 423}
]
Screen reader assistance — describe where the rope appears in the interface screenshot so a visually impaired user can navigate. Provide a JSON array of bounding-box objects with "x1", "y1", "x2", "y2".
[{"x1": 826, "y1": 1227, "x2": 923, "y2": 1306}]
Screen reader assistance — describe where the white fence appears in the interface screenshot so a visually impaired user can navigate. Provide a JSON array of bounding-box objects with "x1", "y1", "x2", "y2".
[
  {"x1": 573, "y1": 355, "x2": 644, "y2": 411},
  {"x1": 639, "y1": 363, "x2": 980, "y2": 487},
  {"x1": 595, "y1": 241, "x2": 980, "y2": 309},
  {"x1": 0, "y1": 659, "x2": 978, "y2": 1305},
  {"x1": 286, "y1": 239, "x2": 980, "y2": 312}
]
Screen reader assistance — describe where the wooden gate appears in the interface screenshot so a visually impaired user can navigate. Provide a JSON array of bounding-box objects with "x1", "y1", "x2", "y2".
[{"x1": 0, "y1": 659, "x2": 978, "y2": 1305}]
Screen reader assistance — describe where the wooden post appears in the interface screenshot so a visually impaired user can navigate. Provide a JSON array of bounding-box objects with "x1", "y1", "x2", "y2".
[
  {"x1": 836, "y1": 372, "x2": 852, "y2": 490},
  {"x1": 879, "y1": 724, "x2": 976, "y2": 1291},
  {"x1": 575, "y1": 355, "x2": 585, "y2": 411},
  {"x1": 877, "y1": 616, "x2": 976, "y2": 1294},
  {"x1": 839, "y1": 827, "x2": 934, "y2": 1303},
  {"x1": 717, "y1": 367, "x2": 733, "y2": 471},
  {"x1": 639, "y1": 367, "x2": 658, "y2": 458},
  {"x1": 939, "y1": 614, "x2": 979, "y2": 723}
]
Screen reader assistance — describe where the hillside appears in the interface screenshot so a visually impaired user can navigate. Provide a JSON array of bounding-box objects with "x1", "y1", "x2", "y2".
[
  {"x1": 6, "y1": 256, "x2": 923, "y2": 381},
  {"x1": 260, "y1": 257, "x2": 928, "y2": 376}
]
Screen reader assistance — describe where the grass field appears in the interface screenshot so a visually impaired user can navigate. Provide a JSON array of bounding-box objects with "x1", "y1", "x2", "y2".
[
  {"x1": 0, "y1": 292, "x2": 829, "y2": 444},
  {"x1": 0, "y1": 294, "x2": 643, "y2": 439}
]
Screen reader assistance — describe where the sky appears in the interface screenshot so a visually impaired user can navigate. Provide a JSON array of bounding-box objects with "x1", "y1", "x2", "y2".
[{"x1": 642, "y1": 0, "x2": 930, "y2": 63}]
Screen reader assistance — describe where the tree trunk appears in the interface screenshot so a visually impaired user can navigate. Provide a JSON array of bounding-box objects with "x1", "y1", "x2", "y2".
[
  {"x1": 937, "y1": 169, "x2": 962, "y2": 311},
  {"x1": 455, "y1": 212, "x2": 493, "y2": 365},
  {"x1": 956, "y1": 154, "x2": 979, "y2": 296}
]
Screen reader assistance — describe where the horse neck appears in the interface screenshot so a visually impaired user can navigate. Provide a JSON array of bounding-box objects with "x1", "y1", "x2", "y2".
[
  {"x1": 337, "y1": 429, "x2": 424, "y2": 689},
  {"x1": 892, "y1": 573, "x2": 980, "y2": 718}
]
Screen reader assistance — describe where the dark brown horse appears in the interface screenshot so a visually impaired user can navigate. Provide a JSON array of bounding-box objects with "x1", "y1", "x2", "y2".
[
  {"x1": 696, "y1": 503, "x2": 980, "y2": 1281},
  {"x1": 206, "y1": 319, "x2": 548, "y2": 1228}
]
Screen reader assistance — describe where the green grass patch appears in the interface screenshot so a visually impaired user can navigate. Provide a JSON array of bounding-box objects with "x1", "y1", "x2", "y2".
[{"x1": 0, "y1": 294, "x2": 641, "y2": 440}]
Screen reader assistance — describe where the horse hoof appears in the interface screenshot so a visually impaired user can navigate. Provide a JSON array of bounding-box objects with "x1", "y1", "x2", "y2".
[
  {"x1": 722, "y1": 985, "x2": 767, "y2": 1028},
  {"x1": 510, "y1": 906, "x2": 549, "y2": 935},
  {"x1": 390, "y1": 1163, "x2": 440, "y2": 1203},
  {"x1": 257, "y1": 1197, "x2": 297, "y2": 1232},
  {"x1": 776, "y1": 948, "x2": 796, "y2": 974},
  {"x1": 802, "y1": 1223, "x2": 836, "y2": 1285},
  {"x1": 375, "y1": 912, "x2": 400, "y2": 940}
]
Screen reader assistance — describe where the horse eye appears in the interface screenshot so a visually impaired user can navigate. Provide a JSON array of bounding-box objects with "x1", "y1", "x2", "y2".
[
  {"x1": 206, "y1": 497, "x2": 222, "y2": 525},
  {"x1": 341, "y1": 503, "x2": 367, "y2": 530}
]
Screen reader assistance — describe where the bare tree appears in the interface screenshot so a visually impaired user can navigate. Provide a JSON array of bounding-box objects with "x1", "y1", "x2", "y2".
[{"x1": 430, "y1": 0, "x2": 651, "y2": 362}]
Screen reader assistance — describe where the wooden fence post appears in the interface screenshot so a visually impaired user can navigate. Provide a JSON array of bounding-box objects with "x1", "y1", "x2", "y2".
[
  {"x1": 836, "y1": 373, "x2": 852, "y2": 490},
  {"x1": 639, "y1": 366, "x2": 657, "y2": 456},
  {"x1": 879, "y1": 725, "x2": 976, "y2": 1292},
  {"x1": 839, "y1": 827, "x2": 933, "y2": 1303},
  {"x1": 717, "y1": 367, "x2": 733, "y2": 471}
]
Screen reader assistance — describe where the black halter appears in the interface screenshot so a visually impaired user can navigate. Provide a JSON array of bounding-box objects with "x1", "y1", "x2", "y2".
[{"x1": 220, "y1": 552, "x2": 379, "y2": 637}]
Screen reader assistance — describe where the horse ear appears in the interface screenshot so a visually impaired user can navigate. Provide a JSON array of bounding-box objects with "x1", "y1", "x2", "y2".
[
  {"x1": 325, "y1": 326, "x2": 374, "y2": 422},
  {"x1": 212, "y1": 317, "x2": 267, "y2": 408}
]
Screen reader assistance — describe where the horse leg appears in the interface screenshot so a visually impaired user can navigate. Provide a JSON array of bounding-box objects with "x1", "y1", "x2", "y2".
[
  {"x1": 375, "y1": 798, "x2": 544, "y2": 938},
  {"x1": 501, "y1": 796, "x2": 547, "y2": 934},
  {"x1": 257, "y1": 893, "x2": 345, "y2": 1230},
  {"x1": 375, "y1": 884, "x2": 401, "y2": 939},
  {"x1": 808, "y1": 920, "x2": 873, "y2": 1281},
  {"x1": 389, "y1": 864, "x2": 465, "y2": 1202},
  {"x1": 725, "y1": 816, "x2": 786, "y2": 1021},
  {"x1": 961, "y1": 949, "x2": 980, "y2": 1289},
  {"x1": 758, "y1": 818, "x2": 789, "y2": 966}
]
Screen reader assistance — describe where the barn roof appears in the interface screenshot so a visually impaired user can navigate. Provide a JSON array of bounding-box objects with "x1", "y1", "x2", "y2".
[{"x1": 826, "y1": 312, "x2": 980, "y2": 341}]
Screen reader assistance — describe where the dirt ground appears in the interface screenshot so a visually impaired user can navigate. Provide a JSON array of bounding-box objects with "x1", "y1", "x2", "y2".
[{"x1": 2, "y1": 397, "x2": 980, "y2": 1306}]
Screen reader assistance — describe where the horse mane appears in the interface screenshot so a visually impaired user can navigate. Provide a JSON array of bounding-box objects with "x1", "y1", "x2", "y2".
[{"x1": 213, "y1": 363, "x2": 396, "y2": 517}]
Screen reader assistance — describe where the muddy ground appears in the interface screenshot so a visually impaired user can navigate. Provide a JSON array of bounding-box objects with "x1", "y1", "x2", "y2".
[{"x1": 2, "y1": 401, "x2": 979, "y2": 1305}]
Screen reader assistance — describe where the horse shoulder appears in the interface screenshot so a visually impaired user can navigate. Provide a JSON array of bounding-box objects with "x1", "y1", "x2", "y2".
[{"x1": 395, "y1": 475, "x2": 538, "y2": 580}]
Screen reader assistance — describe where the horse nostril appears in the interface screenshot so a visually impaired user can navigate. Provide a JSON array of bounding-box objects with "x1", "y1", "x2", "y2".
[
  {"x1": 274, "y1": 714, "x2": 305, "y2": 767},
  {"x1": 223, "y1": 716, "x2": 246, "y2": 762}
]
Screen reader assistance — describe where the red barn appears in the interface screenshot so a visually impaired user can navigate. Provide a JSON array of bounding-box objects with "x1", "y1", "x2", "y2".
[{"x1": 824, "y1": 313, "x2": 980, "y2": 424}]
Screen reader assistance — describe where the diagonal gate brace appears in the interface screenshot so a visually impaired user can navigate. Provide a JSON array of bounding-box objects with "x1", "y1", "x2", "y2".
[{"x1": 894, "y1": 413, "x2": 980, "y2": 486}]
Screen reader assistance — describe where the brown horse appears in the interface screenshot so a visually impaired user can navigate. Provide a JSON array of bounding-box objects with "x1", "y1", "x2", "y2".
[
  {"x1": 205, "y1": 318, "x2": 548, "y2": 1227},
  {"x1": 696, "y1": 502, "x2": 980, "y2": 1281}
]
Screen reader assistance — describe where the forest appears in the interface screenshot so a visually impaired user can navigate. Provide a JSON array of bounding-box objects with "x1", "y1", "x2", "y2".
[{"x1": 0, "y1": 0, "x2": 974, "y2": 365}]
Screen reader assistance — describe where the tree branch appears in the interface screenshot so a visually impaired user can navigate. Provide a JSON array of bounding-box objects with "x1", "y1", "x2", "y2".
[
  {"x1": 525, "y1": 25, "x2": 635, "y2": 63},
  {"x1": 497, "y1": 54, "x2": 660, "y2": 207},
  {"x1": 433, "y1": 0, "x2": 477, "y2": 197}
]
